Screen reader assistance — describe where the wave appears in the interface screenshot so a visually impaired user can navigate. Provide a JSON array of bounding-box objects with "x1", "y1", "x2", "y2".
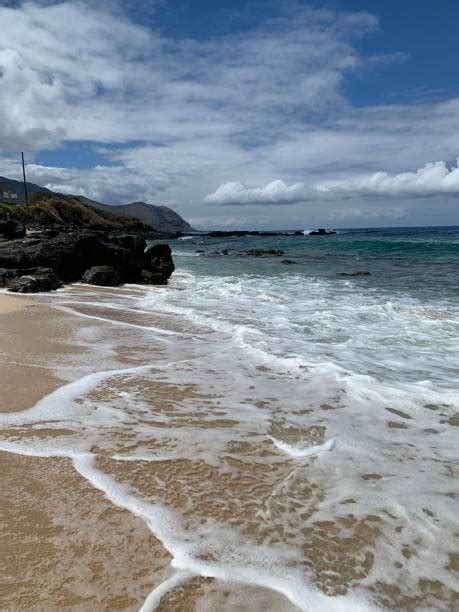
[{"x1": 1, "y1": 263, "x2": 457, "y2": 609}]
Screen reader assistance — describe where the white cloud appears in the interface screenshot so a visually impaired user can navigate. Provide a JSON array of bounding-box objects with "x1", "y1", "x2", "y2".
[
  {"x1": 205, "y1": 161, "x2": 459, "y2": 205},
  {"x1": 0, "y1": 2, "x2": 373, "y2": 150},
  {"x1": 0, "y1": 2, "x2": 458, "y2": 227},
  {"x1": 317, "y1": 160, "x2": 459, "y2": 197},
  {"x1": 205, "y1": 180, "x2": 306, "y2": 205},
  {"x1": 24, "y1": 162, "x2": 167, "y2": 205}
]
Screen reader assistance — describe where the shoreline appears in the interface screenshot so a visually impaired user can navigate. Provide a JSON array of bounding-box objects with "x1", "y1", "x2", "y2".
[
  {"x1": 0, "y1": 278, "x2": 457, "y2": 611},
  {"x1": 0, "y1": 294, "x2": 173, "y2": 610},
  {"x1": 0, "y1": 289, "x2": 310, "y2": 611}
]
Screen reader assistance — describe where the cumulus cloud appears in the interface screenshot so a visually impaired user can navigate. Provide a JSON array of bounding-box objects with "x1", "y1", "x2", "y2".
[
  {"x1": 204, "y1": 180, "x2": 306, "y2": 205},
  {"x1": 24, "y1": 162, "x2": 169, "y2": 205},
  {"x1": 0, "y1": 1, "x2": 374, "y2": 151},
  {"x1": 205, "y1": 161, "x2": 459, "y2": 205},
  {"x1": 0, "y1": 2, "x2": 458, "y2": 227},
  {"x1": 317, "y1": 160, "x2": 459, "y2": 197}
]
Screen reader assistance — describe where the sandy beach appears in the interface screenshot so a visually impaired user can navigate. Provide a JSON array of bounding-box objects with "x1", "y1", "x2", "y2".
[
  {"x1": 0, "y1": 294, "x2": 32, "y2": 314},
  {"x1": 0, "y1": 292, "x2": 299, "y2": 611},
  {"x1": 0, "y1": 280, "x2": 457, "y2": 611},
  {"x1": 0, "y1": 294, "x2": 172, "y2": 611},
  {"x1": 0, "y1": 290, "x2": 311, "y2": 611}
]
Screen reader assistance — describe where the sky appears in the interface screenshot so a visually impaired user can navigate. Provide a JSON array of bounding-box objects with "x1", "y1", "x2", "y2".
[{"x1": 0, "y1": 0, "x2": 458, "y2": 229}]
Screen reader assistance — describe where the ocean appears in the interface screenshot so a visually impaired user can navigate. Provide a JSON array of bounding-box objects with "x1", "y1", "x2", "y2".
[{"x1": 0, "y1": 226, "x2": 458, "y2": 610}]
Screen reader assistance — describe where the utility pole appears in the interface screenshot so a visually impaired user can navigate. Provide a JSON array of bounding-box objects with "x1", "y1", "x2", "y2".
[{"x1": 21, "y1": 152, "x2": 29, "y2": 207}]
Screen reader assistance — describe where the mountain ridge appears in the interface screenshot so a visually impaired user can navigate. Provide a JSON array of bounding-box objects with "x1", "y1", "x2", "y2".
[{"x1": 82, "y1": 198, "x2": 193, "y2": 233}]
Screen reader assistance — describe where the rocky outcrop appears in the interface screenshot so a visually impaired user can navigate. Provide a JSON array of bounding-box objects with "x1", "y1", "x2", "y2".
[
  {"x1": 141, "y1": 244, "x2": 176, "y2": 284},
  {"x1": 0, "y1": 220, "x2": 26, "y2": 239},
  {"x1": 0, "y1": 230, "x2": 174, "y2": 292},
  {"x1": 82, "y1": 266, "x2": 121, "y2": 287},
  {"x1": 7, "y1": 268, "x2": 63, "y2": 293},
  {"x1": 309, "y1": 228, "x2": 337, "y2": 236}
]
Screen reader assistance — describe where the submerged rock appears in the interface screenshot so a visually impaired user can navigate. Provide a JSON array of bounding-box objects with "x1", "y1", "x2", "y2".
[
  {"x1": 245, "y1": 248, "x2": 285, "y2": 256},
  {"x1": 281, "y1": 259, "x2": 297, "y2": 265},
  {"x1": 337, "y1": 271, "x2": 371, "y2": 277}
]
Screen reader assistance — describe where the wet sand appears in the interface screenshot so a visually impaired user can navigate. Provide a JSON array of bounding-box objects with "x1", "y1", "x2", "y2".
[
  {"x1": 0, "y1": 289, "x2": 457, "y2": 611},
  {"x1": 0, "y1": 296, "x2": 172, "y2": 610},
  {"x1": 0, "y1": 294, "x2": 33, "y2": 314},
  {"x1": 0, "y1": 299, "x2": 71, "y2": 412},
  {"x1": 0, "y1": 294, "x2": 296, "y2": 611}
]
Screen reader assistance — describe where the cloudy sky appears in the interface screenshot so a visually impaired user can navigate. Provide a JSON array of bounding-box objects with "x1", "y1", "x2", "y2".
[{"x1": 0, "y1": 0, "x2": 458, "y2": 228}]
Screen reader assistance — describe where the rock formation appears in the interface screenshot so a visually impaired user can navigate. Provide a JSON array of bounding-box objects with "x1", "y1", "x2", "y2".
[{"x1": 0, "y1": 230, "x2": 174, "y2": 292}]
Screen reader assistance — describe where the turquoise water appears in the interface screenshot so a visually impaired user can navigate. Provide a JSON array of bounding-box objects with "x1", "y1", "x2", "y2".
[{"x1": 171, "y1": 226, "x2": 459, "y2": 294}]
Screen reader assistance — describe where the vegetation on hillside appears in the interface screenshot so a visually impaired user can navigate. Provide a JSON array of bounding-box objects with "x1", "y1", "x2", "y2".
[{"x1": 0, "y1": 193, "x2": 150, "y2": 229}]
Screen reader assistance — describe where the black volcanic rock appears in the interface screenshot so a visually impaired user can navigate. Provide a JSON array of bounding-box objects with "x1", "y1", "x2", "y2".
[
  {"x1": 2, "y1": 231, "x2": 124, "y2": 282},
  {"x1": 7, "y1": 268, "x2": 63, "y2": 293},
  {"x1": 309, "y1": 228, "x2": 337, "y2": 236},
  {"x1": 0, "y1": 230, "x2": 175, "y2": 292},
  {"x1": 142, "y1": 243, "x2": 175, "y2": 285},
  {"x1": 245, "y1": 248, "x2": 284, "y2": 256},
  {"x1": 0, "y1": 220, "x2": 26, "y2": 239},
  {"x1": 82, "y1": 266, "x2": 122, "y2": 286}
]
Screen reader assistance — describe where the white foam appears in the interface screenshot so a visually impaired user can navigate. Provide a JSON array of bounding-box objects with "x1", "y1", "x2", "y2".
[
  {"x1": 73, "y1": 456, "x2": 373, "y2": 612},
  {"x1": 54, "y1": 304, "x2": 179, "y2": 336},
  {"x1": 0, "y1": 363, "x2": 153, "y2": 426},
  {"x1": 269, "y1": 437, "x2": 335, "y2": 458},
  {"x1": 139, "y1": 571, "x2": 196, "y2": 611}
]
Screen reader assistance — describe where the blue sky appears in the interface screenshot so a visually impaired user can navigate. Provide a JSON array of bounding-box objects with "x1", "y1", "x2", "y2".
[{"x1": 0, "y1": 0, "x2": 458, "y2": 228}]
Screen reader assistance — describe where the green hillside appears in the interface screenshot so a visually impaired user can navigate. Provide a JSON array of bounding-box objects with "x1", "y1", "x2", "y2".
[{"x1": 0, "y1": 193, "x2": 151, "y2": 230}]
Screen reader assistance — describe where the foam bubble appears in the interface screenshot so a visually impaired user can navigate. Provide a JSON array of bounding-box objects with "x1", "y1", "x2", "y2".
[{"x1": 269, "y1": 437, "x2": 335, "y2": 458}]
